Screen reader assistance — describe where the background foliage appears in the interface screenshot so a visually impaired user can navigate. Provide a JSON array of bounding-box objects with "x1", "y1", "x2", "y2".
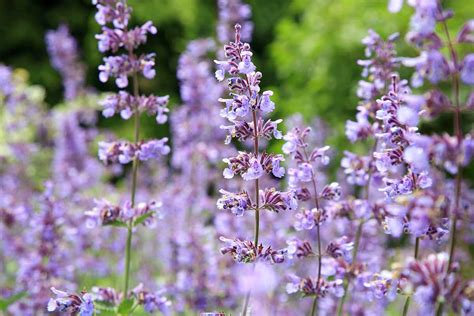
[{"x1": 0, "y1": 0, "x2": 472, "y2": 163}]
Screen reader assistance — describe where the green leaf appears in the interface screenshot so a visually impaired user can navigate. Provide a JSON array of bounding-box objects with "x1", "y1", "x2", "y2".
[
  {"x1": 0, "y1": 292, "x2": 27, "y2": 311},
  {"x1": 104, "y1": 220, "x2": 128, "y2": 228},
  {"x1": 133, "y1": 212, "x2": 154, "y2": 227},
  {"x1": 117, "y1": 298, "x2": 134, "y2": 314},
  {"x1": 94, "y1": 301, "x2": 117, "y2": 315},
  {"x1": 94, "y1": 300, "x2": 116, "y2": 311}
]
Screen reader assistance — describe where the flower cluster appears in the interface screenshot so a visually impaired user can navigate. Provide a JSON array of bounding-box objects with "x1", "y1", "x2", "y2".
[
  {"x1": 222, "y1": 151, "x2": 285, "y2": 180},
  {"x1": 219, "y1": 237, "x2": 287, "y2": 264},
  {"x1": 400, "y1": 253, "x2": 473, "y2": 315},
  {"x1": 216, "y1": 0, "x2": 253, "y2": 46},
  {"x1": 282, "y1": 125, "x2": 346, "y2": 305},
  {"x1": 42, "y1": 0, "x2": 173, "y2": 314},
  {"x1": 101, "y1": 91, "x2": 169, "y2": 123},
  {"x1": 373, "y1": 76, "x2": 432, "y2": 200},
  {"x1": 215, "y1": 23, "x2": 292, "y2": 272},
  {"x1": 45, "y1": 24, "x2": 86, "y2": 100},
  {"x1": 346, "y1": 29, "x2": 400, "y2": 143},
  {"x1": 98, "y1": 139, "x2": 170, "y2": 165},
  {"x1": 47, "y1": 288, "x2": 94, "y2": 316},
  {"x1": 0, "y1": 0, "x2": 472, "y2": 315},
  {"x1": 86, "y1": 199, "x2": 162, "y2": 227},
  {"x1": 286, "y1": 275, "x2": 345, "y2": 298},
  {"x1": 132, "y1": 284, "x2": 172, "y2": 314}
]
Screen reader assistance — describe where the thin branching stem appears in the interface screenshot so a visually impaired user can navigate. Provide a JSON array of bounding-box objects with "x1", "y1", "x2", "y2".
[
  {"x1": 123, "y1": 72, "x2": 141, "y2": 299},
  {"x1": 402, "y1": 236, "x2": 420, "y2": 316},
  {"x1": 302, "y1": 147, "x2": 322, "y2": 316},
  {"x1": 241, "y1": 82, "x2": 261, "y2": 316}
]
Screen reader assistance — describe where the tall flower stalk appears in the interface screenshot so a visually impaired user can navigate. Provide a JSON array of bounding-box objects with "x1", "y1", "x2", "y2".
[
  {"x1": 389, "y1": 1, "x2": 473, "y2": 314},
  {"x1": 215, "y1": 24, "x2": 296, "y2": 314},
  {"x1": 282, "y1": 127, "x2": 344, "y2": 315},
  {"x1": 78, "y1": 0, "x2": 172, "y2": 314},
  {"x1": 336, "y1": 29, "x2": 401, "y2": 315}
]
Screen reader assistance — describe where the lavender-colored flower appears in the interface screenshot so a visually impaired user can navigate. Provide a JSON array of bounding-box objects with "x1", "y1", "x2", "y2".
[
  {"x1": 294, "y1": 208, "x2": 326, "y2": 231},
  {"x1": 461, "y1": 54, "x2": 474, "y2": 85},
  {"x1": 98, "y1": 53, "x2": 156, "y2": 88},
  {"x1": 402, "y1": 50, "x2": 450, "y2": 87},
  {"x1": 217, "y1": 189, "x2": 252, "y2": 216},
  {"x1": 222, "y1": 152, "x2": 285, "y2": 180},
  {"x1": 320, "y1": 182, "x2": 341, "y2": 201},
  {"x1": 98, "y1": 139, "x2": 170, "y2": 165},
  {"x1": 96, "y1": 21, "x2": 157, "y2": 53},
  {"x1": 285, "y1": 275, "x2": 345, "y2": 298},
  {"x1": 216, "y1": 0, "x2": 253, "y2": 44},
  {"x1": 362, "y1": 271, "x2": 398, "y2": 302},
  {"x1": 47, "y1": 287, "x2": 94, "y2": 316},
  {"x1": 260, "y1": 188, "x2": 298, "y2": 213},
  {"x1": 94, "y1": 0, "x2": 131, "y2": 29},
  {"x1": 132, "y1": 284, "x2": 171, "y2": 315},
  {"x1": 341, "y1": 151, "x2": 371, "y2": 186},
  {"x1": 326, "y1": 236, "x2": 354, "y2": 263},
  {"x1": 286, "y1": 238, "x2": 314, "y2": 259},
  {"x1": 92, "y1": 286, "x2": 123, "y2": 306},
  {"x1": 85, "y1": 199, "x2": 161, "y2": 227},
  {"x1": 345, "y1": 106, "x2": 373, "y2": 143},
  {"x1": 457, "y1": 20, "x2": 474, "y2": 44},
  {"x1": 401, "y1": 253, "x2": 473, "y2": 315},
  {"x1": 45, "y1": 24, "x2": 86, "y2": 100},
  {"x1": 219, "y1": 237, "x2": 287, "y2": 264},
  {"x1": 0, "y1": 64, "x2": 14, "y2": 96},
  {"x1": 101, "y1": 91, "x2": 169, "y2": 123}
]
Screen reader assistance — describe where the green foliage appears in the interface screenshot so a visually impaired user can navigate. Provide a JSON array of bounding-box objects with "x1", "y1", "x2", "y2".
[
  {"x1": 117, "y1": 298, "x2": 135, "y2": 314},
  {"x1": 0, "y1": 292, "x2": 27, "y2": 311},
  {"x1": 133, "y1": 212, "x2": 154, "y2": 227}
]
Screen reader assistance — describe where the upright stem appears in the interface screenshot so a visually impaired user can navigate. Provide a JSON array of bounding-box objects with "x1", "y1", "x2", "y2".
[
  {"x1": 123, "y1": 73, "x2": 141, "y2": 298},
  {"x1": 337, "y1": 139, "x2": 378, "y2": 316},
  {"x1": 436, "y1": 15, "x2": 463, "y2": 316},
  {"x1": 252, "y1": 109, "x2": 260, "y2": 247},
  {"x1": 241, "y1": 109, "x2": 260, "y2": 316},
  {"x1": 402, "y1": 237, "x2": 420, "y2": 316},
  {"x1": 302, "y1": 148, "x2": 322, "y2": 316}
]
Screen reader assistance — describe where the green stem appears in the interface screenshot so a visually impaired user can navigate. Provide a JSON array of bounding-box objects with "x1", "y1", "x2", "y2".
[
  {"x1": 252, "y1": 109, "x2": 260, "y2": 247},
  {"x1": 123, "y1": 73, "x2": 141, "y2": 299},
  {"x1": 302, "y1": 147, "x2": 322, "y2": 316},
  {"x1": 402, "y1": 237, "x2": 420, "y2": 316},
  {"x1": 241, "y1": 104, "x2": 260, "y2": 316},
  {"x1": 309, "y1": 224, "x2": 322, "y2": 316},
  {"x1": 310, "y1": 296, "x2": 318, "y2": 316},
  {"x1": 242, "y1": 291, "x2": 251, "y2": 316},
  {"x1": 123, "y1": 225, "x2": 133, "y2": 297}
]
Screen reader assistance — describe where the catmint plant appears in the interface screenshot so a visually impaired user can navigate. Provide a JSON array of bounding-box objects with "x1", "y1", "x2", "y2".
[
  {"x1": 388, "y1": 1, "x2": 474, "y2": 315},
  {"x1": 215, "y1": 24, "x2": 296, "y2": 314},
  {"x1": 53, "y1": 0, "x2": 173, "y2": 314},
  {"x1": 282, "y1": 126, "x2": 344, "y2": 315},
  {"x1": 336, "y1": 29, "x2": 403, "y2": 316}
]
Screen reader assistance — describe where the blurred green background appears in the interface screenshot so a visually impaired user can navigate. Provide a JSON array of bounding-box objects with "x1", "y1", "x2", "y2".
[{"x1": 0, "y1": 0, "x2": 472, "y2": 148}]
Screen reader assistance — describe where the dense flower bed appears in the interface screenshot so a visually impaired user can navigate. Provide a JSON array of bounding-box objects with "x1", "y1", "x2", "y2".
[{"x1": 0, "y1": 0, "x2": 472, "y2": 315}]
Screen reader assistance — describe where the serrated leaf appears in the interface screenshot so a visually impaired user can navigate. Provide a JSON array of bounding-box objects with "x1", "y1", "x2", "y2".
[
  {"x1": 133, "y1": 212, "x2": 154, "y2": 227},
  {"x1": 104, "y1": 220, "x2": 128, "y2": 228},
  {"x1": 117, "y1": 298, "x2": 134, "y2": 314},
  {"x1": 0, "y1": 292, "x2": 27, "y2": 311}
]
